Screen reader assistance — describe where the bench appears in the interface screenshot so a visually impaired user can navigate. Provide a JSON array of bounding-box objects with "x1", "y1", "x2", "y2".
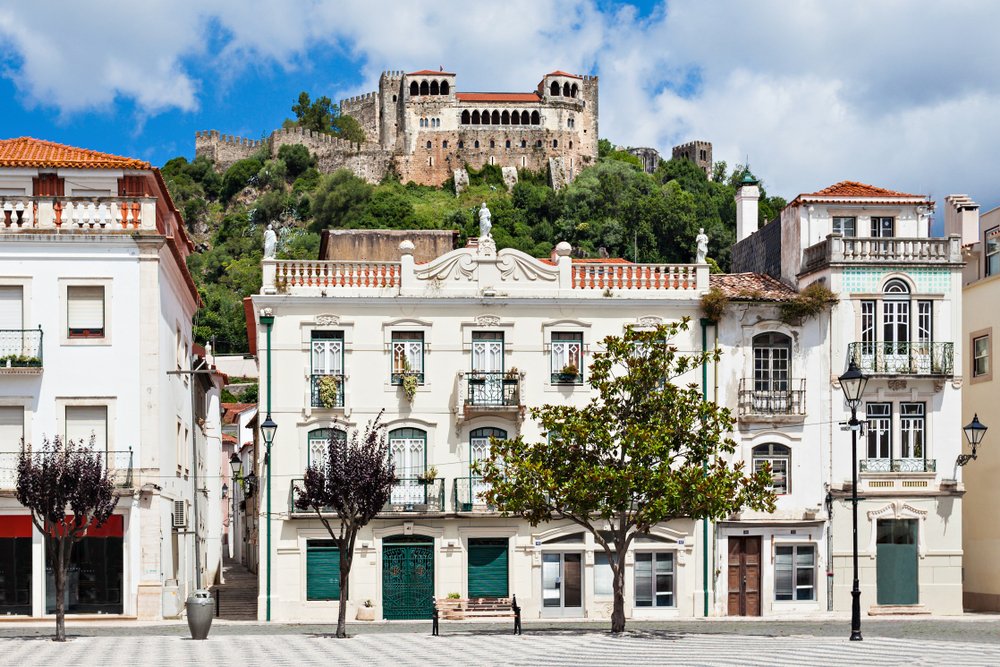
[{"x1": 432, "y1": 595, "x2": 521, "y2": 635}]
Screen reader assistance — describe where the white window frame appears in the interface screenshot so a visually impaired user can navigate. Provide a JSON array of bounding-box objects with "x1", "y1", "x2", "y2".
[
  {"x1": 972, "y1": 330, "x2": 991, "y2": 381},
  {"x1": 832, "y1": 216, "x2": 856, "y2": 237},
  {"x1": 60, "y1": 279, "x2": 112, "y2": 346},
  {"x1": 634, "y1": 550, "x2": 675, "y2": 608},
  {"x1": 774, "y1": 544, "x2": 816, "y2": 602},
  {"x1": 986, "y1": 228, "x2": 999, "y2": 277}
]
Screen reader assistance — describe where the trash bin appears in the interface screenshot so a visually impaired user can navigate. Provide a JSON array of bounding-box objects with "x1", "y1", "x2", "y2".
[{"x1": 186, "y1": 589, "x2": 214, "y2": 640}]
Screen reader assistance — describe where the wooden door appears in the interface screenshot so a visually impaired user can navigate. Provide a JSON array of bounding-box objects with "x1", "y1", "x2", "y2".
[{"x1": 727, "y1": 536, "x2": 761, "y2": 616}]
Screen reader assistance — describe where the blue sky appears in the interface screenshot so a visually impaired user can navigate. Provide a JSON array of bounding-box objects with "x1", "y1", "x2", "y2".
[{"x1": 2, "y1": 0, "x2": 1000, "y2": 215}]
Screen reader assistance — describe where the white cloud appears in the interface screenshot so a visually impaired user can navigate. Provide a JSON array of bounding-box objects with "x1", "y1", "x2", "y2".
[{"x1": 3, "y1": 0, "x2": 1000, "y2": 209}]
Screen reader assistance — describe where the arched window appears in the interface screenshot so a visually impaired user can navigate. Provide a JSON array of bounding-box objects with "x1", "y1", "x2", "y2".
[
  {"x1": 308, "y1": 427, "x2": 347, "y2": 468},
  {"x1": 430, "y1": 80, "x2": 439, "y2": 95},
  {"x1": 388, "y1": 428, "x2": 427, "y2": 504},
  {"x1": 563, "y1": 82, "x2": 570, "y2": 97},
  {"x1": 883, "y1": 279, "x2": 915, "y2": 353},
  {"x1": 393, "y1": 94, "x2": 397, "y2": 102},
  {"x1": 441, "y1": 80, "x2": 450, "y2": 95},
  {"x1": 521, "y1": 110, "x2": 530, "y2": 124},
  {"x1": 511, "y1": 111, "x2": 520, "y2": 125},
  {"x1": 481, "y1": 109, "x2": 491, "y2": 125},
  {"x1": 489, "y1": 139, "x2": 495, "y2": 149},
  {"x1": 501, "y1": 110, "x2": 510, "y2": 125},
  {"x1": 474, "y1": 140, "x2": 480, "y2": 149},
  {"x1": 569, "y1": 141, "x2": 573, "y2": 149},
  {"x1": 505, "y1": 140, "x2": 511, "y2": 149},
  {"x1": 461, "y1": 110, "x2": 470, "y2": 124},
  {"x1": 442, "y1": 140, "x2": 448, "y2": 149},
  {"x1": 458, "y1": 141, "x2": 464, "y2": 148},
  {"x1": 470, "y1": 427, "x2": 506, "y2": 470},
  {"x1": 520, "y1": 139, "x2": 527, "y2": 148},
  {"x1": 751, "y1": 332, "x2": 792, "y2": 413},
  {"x1": 552, "y1": 139, "x2": 558, "y2": 148},
  {"x1": 419, "y1": 80, "x2": 429, "y2": 95},
  {"x1": 409, "y1": 81, "x2": 418, "y2": 96},
  {"x1": 471, "y1": 110, "x2": 480, "y2": 125},
  {"x1": 752, "y1": 443, "x2": 790, "y2": 494},
  {"x1": 550, "y1": 81, "x2": 560, "y2": 96},
  {"x1": 531, "y1": 111, "x2": 540, "y2": 125},
  {"x1": 535, "y1": 139, "x2": 542, "y2": 148},
  {"x1": 426, "y1": 140, "x2": 432, "y2": 149},
  {"x1": 568, "y1": 116, "x2": 575, "y2": 129},
  {"x1": 571, "y1": 83, "x2": 579, "y2": 98},
  {"x1": 491, "y1": 110, "x2": 500, "y2": 125}
]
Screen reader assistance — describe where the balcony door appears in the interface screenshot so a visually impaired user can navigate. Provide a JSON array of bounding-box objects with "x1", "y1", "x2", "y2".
[
  {"x1": 310, "y1": 331, "x2": 343, "y2": 407},
  {"x1": 471, "y1": 332, "x2": 503, "y2": 405},
  {"x1": 882, "y1": 280, "x2": 910, "y2": 371},
  {"x1": 466, "y1": 427, "x2": 505, "y2": 509},
  {"x1": 752, "y1": 333, "x2": 790, "y2": 413},
  {"x1": 388, "y1": 428, "x2": 426, "y2": 507},
  {"x1": 0, "y1": 286, "x2": 24, "y2": 360}
]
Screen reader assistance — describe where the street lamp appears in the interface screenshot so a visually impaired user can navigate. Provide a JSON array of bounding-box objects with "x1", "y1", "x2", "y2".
[
  {"x1": 839, "y1": 360, "x2": 868, "y2": 642},
  {"x1": 258, "y1": 307, "x2": 275, "y2": 622},
  {"x1": 229, "y1": 452, "x2": 241, "y2": 561},
  {"x1": 958, "y1": 414, "x2": 988, "y2": 467}
]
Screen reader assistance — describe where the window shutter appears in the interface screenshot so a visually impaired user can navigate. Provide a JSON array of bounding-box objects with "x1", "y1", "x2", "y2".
[
  {"x1": 0, "y1": 406, "x2": 24, "y2": 453},
  {"x1": 468, "y1": 539, "x2": 509, "y2": 597},
  {"x1": 0, "y1": 286, "x2": 23, "y2": 330},
  {"x1": 67, "y1": 286, "x2": 105, "y2": 332},
  {"x1": 306, "y1": 541, "x2": 340, "y2": 600},
  {"x1": 65, "y1": 405, "x2": 108, "y2": 450}
]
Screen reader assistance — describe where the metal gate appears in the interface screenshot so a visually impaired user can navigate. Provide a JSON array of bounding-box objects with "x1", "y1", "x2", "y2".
[{"x1": 382, "y1": 536, "x2": 435, "y2": 620}]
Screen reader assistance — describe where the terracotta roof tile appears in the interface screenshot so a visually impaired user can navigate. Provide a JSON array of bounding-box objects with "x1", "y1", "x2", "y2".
[
  {"x1": 710, "y1": 273, "x2": 799, "y2": 302},
  {"x1": 222, "y1": 434, "x2": 237, "y2": 445},
  {"x1": 546, "y1": 70, "x2": 583, "y2": 79},
  {"x1": 456, "y1": 92, "x2": 542, "y2": 103},
  {"x1": 0, "y1": 137, "x2": 151, "y2": 170},
  {"x1": 221, "y1": 402, "x2": 256, "y2": 425},
  {"x1": 803, "y1": 180, "x2": 925, "y2": 199},
  {"x1": 408, "y1": 69, "x2": 455, "y2": 76}
]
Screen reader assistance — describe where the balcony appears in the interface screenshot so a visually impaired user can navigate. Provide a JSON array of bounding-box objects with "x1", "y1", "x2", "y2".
[
  {"x1": 0, "y1": 328, "x2": 43, "y2": 375},
  {"x1": 289, "y1": 477, "x2": 446, "y2": 516},
  {"x1": 847, "y1": 342, "x2": 954, "y2": 376},
  {"x1": 737, "y1": 379, "x2": 805, "y2": 418},
  {"x1": 310, "y1": 373, "x2": 345, "y2": 409},
  {"x1": 458, "y1": 371, "x2": 523, "y2": 420},
  {"x1": 801, "y1": 234, "x2": 962, "y2": 274},
  {"x1": 0, "y1": 196, "x2": 155, "y2": 231},
  {"x1": 860, "y1": 458, "x2": 936, "y2": 473},
  {"x1": 453, "y1": 476, "x2": 494, "y2": 512},
  {"x1": 0, "y1": 449, "x2": 133, "y2": 491}
]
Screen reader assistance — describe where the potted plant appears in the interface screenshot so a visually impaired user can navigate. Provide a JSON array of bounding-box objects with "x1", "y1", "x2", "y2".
[
  {"x1": 418, "y1": 466, "x2": 438, "y2": 485},
  {"x1": 356, "y1": 599, "x2": 375, "y2": 621},
  {"x1": 316, "y1": 375, "x2": 340, "y2": 408},
  {"x1": 503, "y1": 367, "x2": 519, "y2": 384},
  {"x1": 398, "y1": 358, "x2": 419, "y2": 402},
  {"x1": 558, "y1": 363, "x2": 579, "y2": 383}
]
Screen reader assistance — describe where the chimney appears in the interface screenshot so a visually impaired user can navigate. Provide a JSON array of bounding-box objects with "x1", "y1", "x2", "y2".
[
  {"x1": 944, "y1": 194, "x2": 979, "y2": 246},
  {"x1": 735, "y1": 170, "x2": 761, "y2": 242}
]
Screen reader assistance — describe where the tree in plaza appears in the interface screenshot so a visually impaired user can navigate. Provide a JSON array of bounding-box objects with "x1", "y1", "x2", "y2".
[
  {"x1": 293, "y1": 412, "x2": 395, "y2": 638},
  {"x1": 15, "y1": 436, "x2": 119, "y2": 642},
  {"x1": 478, "y1": 320, "x2": 776, "y2": 633}
]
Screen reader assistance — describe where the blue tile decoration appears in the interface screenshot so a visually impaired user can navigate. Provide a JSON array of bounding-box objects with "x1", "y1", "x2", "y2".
[{"x1": 842, "y1": 267, "x2": 951, "y2": 294}]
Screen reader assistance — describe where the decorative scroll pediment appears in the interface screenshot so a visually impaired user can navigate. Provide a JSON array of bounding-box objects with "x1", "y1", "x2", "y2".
[
  {"x1": 496, "y1": 249, "x2": 559, "y2": 282},
  {"x1": 315, "y1": 314, "x2": 340, "y2": 325},
  {"x1": 414, "y1": 249, "x2": 477, "y2": 282}
]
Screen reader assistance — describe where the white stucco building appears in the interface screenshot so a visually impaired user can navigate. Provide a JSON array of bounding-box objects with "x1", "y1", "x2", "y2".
[{"x1": 0, "y1": 137, "x2": 224, "y2": 619}]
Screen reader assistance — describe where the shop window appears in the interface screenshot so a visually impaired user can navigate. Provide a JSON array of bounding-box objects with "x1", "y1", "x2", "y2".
[
  {"x1": 634, "y1": 552, "x2": 674, "y2": 607},
  {"x1": 775, "y1": 544, "x2": 815, "y2": 601}
]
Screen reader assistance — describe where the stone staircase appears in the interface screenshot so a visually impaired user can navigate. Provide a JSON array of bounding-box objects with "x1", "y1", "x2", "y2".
[{"x1": 210, "y1": 557, "x2": 259, "y2": 621}]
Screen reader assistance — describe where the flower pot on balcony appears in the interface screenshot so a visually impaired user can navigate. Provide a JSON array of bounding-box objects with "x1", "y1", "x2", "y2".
[{"x1": 558, "y1": 373, "x2": 578, "y2": 383}]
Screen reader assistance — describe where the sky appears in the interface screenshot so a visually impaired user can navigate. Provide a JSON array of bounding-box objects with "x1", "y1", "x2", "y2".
[{"x1": 2, "y1": 0, "x2": 999, "y2": 218}]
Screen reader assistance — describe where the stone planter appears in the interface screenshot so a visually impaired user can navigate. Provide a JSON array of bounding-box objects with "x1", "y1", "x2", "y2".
[{"x1": 356, "y1": 606, "x2": 376, "y2": 621}]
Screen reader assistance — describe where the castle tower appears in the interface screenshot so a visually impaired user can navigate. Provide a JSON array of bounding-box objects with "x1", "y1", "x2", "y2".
[{"x1": 378, "y1": 70, "x2": 405, "y2": 151}]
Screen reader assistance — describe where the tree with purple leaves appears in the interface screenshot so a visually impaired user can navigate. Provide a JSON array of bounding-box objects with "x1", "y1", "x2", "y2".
[
  {"x1": 293, "y1": 411, "x2": 395, "y2": 638},
  {"x1": 16, "y1": 436, "x2": 118, "y2": 642}
]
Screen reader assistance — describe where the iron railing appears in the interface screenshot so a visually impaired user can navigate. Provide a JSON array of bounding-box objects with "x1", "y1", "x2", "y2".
[
  {"x1": 0, "y1": 449, "x2": 132, "y2": 490},
  {"x1": 452, "y1": 476, "x2": 493, "y2": 512},
  {"x1": 0, "y1": 328, "x2": 43, "y2": 369},
  {"x1": 847, "y1": 342, "x2": 954, "y2": 376},
  {"x1": 289, "y1": 477, "x2": 446, "y2": 515},
  {"x1": 464, "y1": 372, "x2": 521, "y2": 408},
  {"x1": 860, "y1": 458, "x2": 936, "y2": 473},
  {"x1": 310, "y1": 373, "x2": 345, "y2": 408},
  {"x1": 737, "y1": 378, "x2": 805, "y2": 415}
]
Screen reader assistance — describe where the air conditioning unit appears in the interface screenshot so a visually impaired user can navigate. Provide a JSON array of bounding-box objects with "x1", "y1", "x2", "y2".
[{"x1": 172, "y1": 500, "x2": 187, "y2": 528}]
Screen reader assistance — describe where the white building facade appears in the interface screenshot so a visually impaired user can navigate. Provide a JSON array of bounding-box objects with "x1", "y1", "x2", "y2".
[{"x1": 0, "y1": 138, "x2": 222, "y2": 619}]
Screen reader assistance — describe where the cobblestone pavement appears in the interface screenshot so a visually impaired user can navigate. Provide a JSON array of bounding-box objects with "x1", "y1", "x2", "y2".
[{"x1": 3, "y1": 628, "x2": 1000, "y2": 666}]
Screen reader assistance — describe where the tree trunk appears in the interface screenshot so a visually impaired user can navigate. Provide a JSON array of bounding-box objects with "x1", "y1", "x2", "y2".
[
  {"x1": 336, "y1": 549, "x2": 352, "y2": 638},
  {"x1": 611, "y1": 559, "x2": 626, "y2": 633},
  {"x1": 55, "y1": 538, "x2": 66, "y2": 642}
]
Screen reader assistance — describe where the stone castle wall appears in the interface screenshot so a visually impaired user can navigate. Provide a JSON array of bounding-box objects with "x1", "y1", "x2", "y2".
[{"x1": 339, "y1": 92, "x2": 380, "y2": 146}]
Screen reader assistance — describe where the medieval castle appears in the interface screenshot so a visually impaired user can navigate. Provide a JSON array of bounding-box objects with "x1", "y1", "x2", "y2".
[{"x1": 195, "y1": 69, "x2": 599, "y2": 188}]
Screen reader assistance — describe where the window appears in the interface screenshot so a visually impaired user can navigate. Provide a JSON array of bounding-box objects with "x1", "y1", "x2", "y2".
[
  {"x1": 0, "y1": 406, "x2": 24, "y2": 453},
  {"x1": 306, "y1": 540, "x2": 340, "y2": 600},
  {"x1": 310, "y1": 330, "x2": 344, "y2": 405},
  {"x1": 774, "y1": 545, "x2": 815, "y2": 601},
  {"x1": 426, "y1": 140, "x2": 432, "y2": 149},
  {"x1": 535, "y1": 140, "x2": 542, "y2": 148},
  {"x1": 973, "y1": 333, "x2": 990, "y2": 378},
  {"x1": 752, "y1": 332, "x2": 791, "y2": 412},
  {"x1": 634, "y1": 552, "x2": 674, "y2": 607},
  {"x1": 900, "y1": 403, "x2": 925, "y2": 459},
  {"x1": 866, "y1": 403, "x2": 892, "y2": 459},
  {"x1": 550, "y1": 332, "x2": 583, "y2": 384},
  {"x1": 442, "y1": 140, "x2": 448, "y2": 149},
  {"x1": 505, "y1": 140, "x2": 511, "y2": 149},
  {"x1": 594, "y1": 552, "x2": 616, "y2": 597},
  {"x1": 67, "y1": 286, "x2": 105, "y2": 337},
  {"x1": 987, "y1": 229, "x2": 999, "y2": 276},
  {"x1": 568, "y1": 117, "x2": 575, "y2": 129},
  {"x1": 474, "y1": 140, "x2": 480, "y2": 149},
  {"x1": 388, "y1": 428, "x2": 427, "y2": 506},
  {"x1": 520, "y1": 140, "x2": 527, "y2": 148},
  {"x1": 66, "y1": 405, "x2": 108, "y2": 450},
  {"x1": 308, "y1": 428, "x2": 347, "y2": 468},
  {"x1": 391, "y1": 332, "x2": 424, "y2": 383},
  {"x1": 752, "y1": 444, "x2": 790, "y2": 494},
  {"x1": 832, "y1": 216, "x2": 856, "y2": 237},
  {"x1": 489, "y1": 140, "x2": 495, "y2": 149},
  {"x1": 871, "y1": 217, "x2": 895, "y2": 237},
  {"x1": 0, "y1": 286, "x2": 23, "y2": 331},
  {"x1": 552, "y1": 139, "x2": 558, "y2": 148}
]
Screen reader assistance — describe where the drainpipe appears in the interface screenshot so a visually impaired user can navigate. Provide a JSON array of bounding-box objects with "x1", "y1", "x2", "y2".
[{"x1": 699, "y1": 317, "x2": 711, "y2": 617}]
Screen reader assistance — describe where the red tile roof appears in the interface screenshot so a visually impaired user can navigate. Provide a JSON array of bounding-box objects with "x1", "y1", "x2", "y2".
[
  {"x1": 0, "y1": 137, "x2": 151, "y2": 170},
  {"x1": 409, "y1": 69, "x2": 454, "y2": 76},
  {"x1": 222, "y1": 434, "x2": 237, "y2": 445},
  {"x1": 456, "y1": 92, "x2": 542, "y2": 103},
  {"x1": 546, "y1": 70, "x2": 583, "y2": 79},
  {"x1": 710, "y1": 273, "x2": 799, "y2": 302},
  {"x1": 801, "y1": 181, "x2": 925, "y2": 199},
  {"x1": 222, "y1": 402, "x2": 257, "y2": 425}
]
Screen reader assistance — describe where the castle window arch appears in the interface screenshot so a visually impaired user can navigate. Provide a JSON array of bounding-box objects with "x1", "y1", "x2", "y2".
[
  {"x1": 752, "y1": 443, "x2": 790, "y2": 494},
  {"x1": 563, "y1": 82, "x2": 570, "y2": 96},
  {"x1": 521, "y1": 110, "x2": 530, "y2": 124},
  {"x1": 501, "y1": 110, "x2": 510, "y2": 125},
  {"x1": 393, "y1": 94, "x2": 397, "y2": 102},
  {"x1": 441, "y1": 80, "x2": 450, "y2": 95},
  {"x1": 511, "y1": 111, "x2": 520, "y2": 125},
  {"x1": 430, "y1": 80, "x2": 439, "y2": 95},
  {"x1": 552, "y1": 139, "x2": 558, "y2": 148},
  {"x1": 426, "y1": 140, "x2": 432, "y2": 149},
  {"x1": 474, "y1": 140, "x2": 480, "y2": 149},
  {"x1": 550, "y1": 81, "x2": 561, "y2": 96},
  {"x1": 571, "y1": 83, "x2": 579, "y2": 98},
  {"x1": 520, "y1": 139, "x2": 527, "y2": 148},
  {"x1": 461, "y1": 110, "x2": 470, "y2": 124},
  {"x1": 458, "y1": 141, "x2": 464, "y2": 148},
  {"x1": 491, "y1": 110, "x2": 500, "y2": 124},
  {"x1": 531, "y1": 111, "x2": 540, "y2": 125},
  {"x1": 471, "y1": 110, "x2": 480, "y2": 125},
  {"x1": 505, "y1": 139, "x2": 511, "y2": 149},
  {"x1": 420, "y1": 80, "x2": 429, "y2": 95},
  {"x1": 410, "y1": 81, "x2": 419, "y2": 96},
  {"x1": 489, "y1": 139, "x2": 495, "y2": 149},
  {"x1": 569, "y1": 141, "x2": 573, "y2": 149},
  {"x1": 481, "y1": 109, "x2": 490, "y2": 125},
  {"x1": 442, "y1": 140, "x2": 448, "y2": 149},
  {"x1": 535, "y1": 139, "x2": 542, "y2": 148},
  {"x1": 568, "y1": 116, "x2": 575, "y2": 129}
]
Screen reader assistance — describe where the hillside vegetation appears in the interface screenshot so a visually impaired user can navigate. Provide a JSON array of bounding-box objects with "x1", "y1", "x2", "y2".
[{"x1": 162, "y1": 135, "x2": 785, "y2": 354}]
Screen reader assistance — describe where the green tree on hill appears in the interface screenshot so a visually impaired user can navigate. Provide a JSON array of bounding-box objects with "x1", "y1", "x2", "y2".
[{"x1": 288, "y1": 92, "x2": 366, "y2": 144}]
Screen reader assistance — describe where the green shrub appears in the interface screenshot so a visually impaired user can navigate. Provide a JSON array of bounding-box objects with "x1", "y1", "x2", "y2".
[
  {"x1": 221, "y1": 157, "x2": 264, "y2": 201},
  {"x1": 780, "y1": 283, "x2": 838, "y2": 324},
  {"x1": 277, "y1": 144, "x2": 316, "y2": 179}
]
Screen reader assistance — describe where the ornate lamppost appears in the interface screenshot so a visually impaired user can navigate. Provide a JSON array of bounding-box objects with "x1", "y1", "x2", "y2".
[
  {"x1": 839, "y1": 360, "x2": 869, "y2": 642},
  {"x1": 958, "y1": 414, "x2": 988, "y2": 467}
]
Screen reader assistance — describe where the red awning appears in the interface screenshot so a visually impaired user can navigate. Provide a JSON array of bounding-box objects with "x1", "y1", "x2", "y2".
[{"x1": 0, "y1": 515, "x2": 32, "y2": 538}]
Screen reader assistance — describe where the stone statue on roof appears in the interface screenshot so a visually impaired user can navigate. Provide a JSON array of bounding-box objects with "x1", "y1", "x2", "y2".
[
  {"x1": 478, "y1": 202, "x2": 492, "y2": 239},
  {"x1": 264, "y1": 224, "x2": 277, "y2": 259},
  {"x1": 695, "y1": 227, "x2": 709, "y2": 264}
]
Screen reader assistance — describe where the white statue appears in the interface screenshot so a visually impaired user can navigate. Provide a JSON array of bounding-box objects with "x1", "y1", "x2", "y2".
[
  {"x1": 478, "y1": 203, "x2": 492, "y2": 239},
  {"x1": 695, "y1": 227, "x2": 709, "y2": 264},
  {"x1": 263, "y1": 224, "x2": 277, "y2": 259}
]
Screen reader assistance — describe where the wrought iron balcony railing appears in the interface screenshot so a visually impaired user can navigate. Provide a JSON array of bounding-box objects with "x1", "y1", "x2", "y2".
[
  {"x1": 860, "y1": 458, "x2": 936, "y2": 473},
  {"x1": 847, "y1": 342, "x2": 954, "y2": 376},
  {"x1": 310, "y1": 373, "x2": 345, "y2": 409},
  {"x1": 0, "y1": 449, "x2": 132, "y2": 490},
  {"x1": 453, "y1": 476, "x2": 494, "y2": 512},
  {"x1": 384, "y1": 477, "x2": 445, "y2": 513},
  {"x1": 737, "y1": 378, "x2": 805, "y2": 415},
  {"x1": 0, "y1": 328, "x2": 43, "y2": 372},
  {"x1": 462, "y1": 371, "x2": 522, "y2": 408}
]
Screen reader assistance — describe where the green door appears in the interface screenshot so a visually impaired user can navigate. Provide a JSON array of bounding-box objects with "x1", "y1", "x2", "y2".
[
  {"x1": 382, "y1": 536, "x2": 435, "y2": 619},
  {"x1": 876, "y1": 519, "x2": 918, "y2": 605},
  {"x1": 468, "y1": 538, "x2": 509, "y2": 598},
  {"x1": 306, "y1": 540, "x2": 340, "y2": 600}
]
